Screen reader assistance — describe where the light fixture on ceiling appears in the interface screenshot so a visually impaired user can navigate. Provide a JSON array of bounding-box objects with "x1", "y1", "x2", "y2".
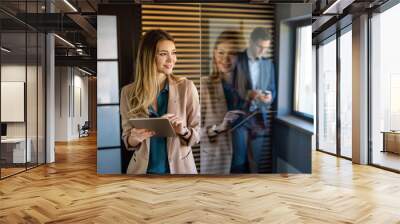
[
  {"x1": 322, "y1": 0, "x2": 354, "y2": 15},
  {"x1": 1, "y1": 47, "x2": 11, "y2": 53},
  {"x1": 78, "y1": 67, "x2": 93, "y2": 76},
  {"x1": 54, "y1": 34, "x2": 75, "y2": 48},
  {"x1": 322, "y1": 0, "x2": 340, "y2": 14},
  {"x1": 76, "y1": 48, "x2": 85, "y2": 55},
  {"x1": 63, "y1": 0, "x2": 78, "y2": 12},
  {"x1": 249, "y1": 0, "x2": 270, "y2": 3}
]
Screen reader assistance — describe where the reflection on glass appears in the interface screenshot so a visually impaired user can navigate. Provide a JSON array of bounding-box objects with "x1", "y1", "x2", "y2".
[
  {"x1": 340, "y1": 29, "x2": 352, "y2": 158},
  {"x1": 371, "y1": 4, "x2": 400, "y2": 171},
  {"x1": 200, "y1": 24, "x2": 276, "y2": 173},
  {"x1": 200, "y1": 30, "x2": 245, "y2": 174},
  {"x1": 318, "y1": 38, "x2": 337, "y2": 154}
]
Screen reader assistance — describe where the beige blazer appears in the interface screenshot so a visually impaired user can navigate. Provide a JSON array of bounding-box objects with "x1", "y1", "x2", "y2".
[
  {"x1": 200, "y1": 76, "x2": 233, "y2": 174},
  {"x1": 120, "y1": 75, "x2": 200, "y2": 174}
]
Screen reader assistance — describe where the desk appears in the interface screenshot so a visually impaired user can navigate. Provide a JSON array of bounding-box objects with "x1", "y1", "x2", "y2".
[
  {"x1": 382, "y1": 131, "x2": 400, "y2": 154},
  {"x1": 1, "y1": 138, "x2": 31, "y2": 163}
]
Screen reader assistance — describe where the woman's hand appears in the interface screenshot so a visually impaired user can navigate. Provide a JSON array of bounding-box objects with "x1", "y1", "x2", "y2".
[
  {"x1": 162, "y1": 113, "x2": 188, "y2": 136},
  {"x1": 128, "y1": 128, "x2": 155, "y2": 147},
  {"x1": 218, "y1": 110, "x2": 246, "y2": 131}
]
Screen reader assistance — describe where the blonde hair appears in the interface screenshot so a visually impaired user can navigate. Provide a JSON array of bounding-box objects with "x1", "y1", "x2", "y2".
[
  {"x1": 128, "y1": 29, "x2": 181, "y2": 117},
  {"x1": 210, "y1": 30, "x2": 244, "y2": 80}
]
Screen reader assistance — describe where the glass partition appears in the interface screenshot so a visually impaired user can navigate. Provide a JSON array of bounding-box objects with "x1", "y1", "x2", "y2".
[
  {"x1": 1, "y1": 30, "x2": 28, "y2": 177},
  {"x1": 0, "y1": 1, "x2": 46, "y2": 179}
]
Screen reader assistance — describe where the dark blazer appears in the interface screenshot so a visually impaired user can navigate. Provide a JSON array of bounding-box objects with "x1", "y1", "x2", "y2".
[{"x1": 233, "y1": 50, "x2": 276, "y2": 127}]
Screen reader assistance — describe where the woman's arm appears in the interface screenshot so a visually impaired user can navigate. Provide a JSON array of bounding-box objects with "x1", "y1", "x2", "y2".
[
  {"x1": 180, "y1": 80, "x2": 201, "y2": 146},
  {"x1": 120, "y1": 86, "x2": 141, "y2": 150},
  {"x1": 199, "y1": 79, "x2": 213, "y2": 139}
]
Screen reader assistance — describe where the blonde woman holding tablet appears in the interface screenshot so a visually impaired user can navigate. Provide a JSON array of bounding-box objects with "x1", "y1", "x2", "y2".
[{"x1": 120, "y1": 30, "x2": 200, "y2": 174}]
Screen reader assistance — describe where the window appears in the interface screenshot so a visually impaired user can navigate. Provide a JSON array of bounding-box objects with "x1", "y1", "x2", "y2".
[
  {"x1": 316, "y1": 26, "x2": 352, "y2": 159},
  {"x1": 339, "y1": 28, "x2": 352, "y2": 158},
  {"x1": 370, "y1": 3, "x2": 400, "y2": 171},
  {"x1": 294, "y1": 25, "x2": 313, "y2": 118},
  {"x1": 96, "y1": 16, "x2": 122, "y2": 174},
  {"x1": 317, "y1": 36, "x2": 337, "y2": 155}
]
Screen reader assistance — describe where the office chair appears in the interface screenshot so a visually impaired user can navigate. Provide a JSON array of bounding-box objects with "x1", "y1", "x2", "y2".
[{"x1": 78, "y1": 121, "x2": 90, "y2": 138}]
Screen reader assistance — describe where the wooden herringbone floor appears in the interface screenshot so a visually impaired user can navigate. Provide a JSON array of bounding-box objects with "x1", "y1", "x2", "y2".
[{"x1": 1, "y1": 134, "x2": 400, "y2": 224}]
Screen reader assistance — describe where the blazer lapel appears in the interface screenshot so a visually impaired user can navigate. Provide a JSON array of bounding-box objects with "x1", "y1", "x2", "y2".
[
  {"x1": 241, "y1": 52, "x2": 253, "y2": 89},
  {"x1": 259, "y1": 59, "x2": 266, "y2": 89},
  {"x1": 235, "y1": 51, "x2": 252, "y2": 98},
  {"x1": 144, "y1": 138, "x2": 150, "y2": 161},
  {"x1": 166, "y1": 75, "x2": 179, "y2": 159}
]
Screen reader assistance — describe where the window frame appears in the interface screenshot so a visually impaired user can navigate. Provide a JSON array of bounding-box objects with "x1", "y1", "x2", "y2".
[
  {"x1": 338, "y1": 24, "x2": 353, "y2": 159},
  {"x1": 368, "y1": 0, "x2": 400, "y2": 173},
  {"x1": 291, "y1": 20, "x2": 313, "y2": 122},
  {"x1": 316, "y1": 33, "x2": 338, "y2": 156},
  {"x1": 315, "y1": 24, "x2": 353, "y2": 160}
]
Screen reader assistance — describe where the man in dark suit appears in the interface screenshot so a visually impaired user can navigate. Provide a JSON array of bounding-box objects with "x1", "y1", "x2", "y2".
[{"x1": 232, "y1": 27, "x2": 276, "y2": 173}]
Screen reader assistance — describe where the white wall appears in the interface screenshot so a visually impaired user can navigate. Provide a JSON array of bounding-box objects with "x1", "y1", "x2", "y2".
[
  {"x1": 1, "y1": 63, "x2": 46, "y2": 164},
  {"x1": 55, "y1": 67, "x2": 89, "y2": 141},
  {"x1": 71, "y1": 71, "x2": 89, "y2": 138},
  {"x1": 1, "y1": 65, "x2": 26, "y2": 141},
  {"x1": 55, "y1": 66, "x2": 69, "y2": 141},
  {"x1": 1, "y1": 64, "x2": 26, "y2": 81},
  {"x1": 1, "y1": 65, "x2": 26, "y2": 136},
  {"x1": 1, "y1": 65, "x2": 36, "y2": 138}
]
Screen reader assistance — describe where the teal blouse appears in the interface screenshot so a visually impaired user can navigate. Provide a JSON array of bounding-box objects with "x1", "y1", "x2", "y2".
[{"x1": 147, "y1": 83, "x2": 170, "y2": 174}]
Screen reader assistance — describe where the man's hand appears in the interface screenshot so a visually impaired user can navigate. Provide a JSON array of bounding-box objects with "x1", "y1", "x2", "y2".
[
  {"x1": 248, "y1": 90, "x2": 272, "y2": 104},
  {"x1": 247, "y1": 90, "x2": 260, "y2": 101},
  {"x1": 258, "y1": 91, "x2": 272, "y2": 104}
]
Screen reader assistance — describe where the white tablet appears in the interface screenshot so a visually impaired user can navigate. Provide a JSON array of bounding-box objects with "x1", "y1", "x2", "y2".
[{"x1": 128, "y1": 118, "x2": 176, "y2": 137}]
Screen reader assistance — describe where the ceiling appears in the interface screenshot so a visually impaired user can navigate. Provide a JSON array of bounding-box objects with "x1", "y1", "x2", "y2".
[
  {"x1": 312, "y1": 0, "x2": 390, "y2": 43},
  {"x1": 4, "y1": 0, "x2": 378, "y2": 70},
  {"x1": 0, "y1": 0, "x2": 98, "y2": 73}
]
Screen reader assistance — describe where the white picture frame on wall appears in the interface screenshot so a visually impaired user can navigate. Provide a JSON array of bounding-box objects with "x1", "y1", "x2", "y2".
[{"x1": 1, "y1": 81, "x2": 25, "y2": 122}]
